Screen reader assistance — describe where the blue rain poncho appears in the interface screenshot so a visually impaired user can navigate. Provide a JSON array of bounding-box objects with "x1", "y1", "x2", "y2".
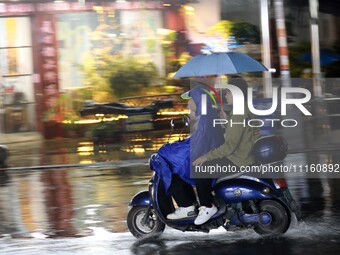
[{"x1": 150, "y1": 84, "x2": 224, "y2": 193}]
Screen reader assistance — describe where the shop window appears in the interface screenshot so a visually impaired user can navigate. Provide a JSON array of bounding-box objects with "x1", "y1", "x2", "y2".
[{"x1": 0, "y1": 16, "x2": 34, "y2": 133}]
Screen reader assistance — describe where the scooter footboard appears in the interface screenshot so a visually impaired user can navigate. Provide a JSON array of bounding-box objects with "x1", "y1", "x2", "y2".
[{"x1": 129, "y1": 191, "x2": 150, "y2": 207}]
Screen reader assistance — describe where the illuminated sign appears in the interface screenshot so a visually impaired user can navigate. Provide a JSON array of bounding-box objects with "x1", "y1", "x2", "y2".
[{"x1": 0, "y1": 1, "x2": 163, "y2": 14}]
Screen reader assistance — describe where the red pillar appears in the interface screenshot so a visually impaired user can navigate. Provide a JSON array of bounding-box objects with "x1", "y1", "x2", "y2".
[{"x1": 32, "y1": 13, "x2": 62, "y2": 138}]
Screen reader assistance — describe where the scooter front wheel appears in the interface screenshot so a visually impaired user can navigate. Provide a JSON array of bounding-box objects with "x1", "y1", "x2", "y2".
[
  {"x1": 127, "y1": 206, "x2": 165, "y2": 238},
  {"x1": 254, "y1": 200, "x2": 290, "y2": 236}
]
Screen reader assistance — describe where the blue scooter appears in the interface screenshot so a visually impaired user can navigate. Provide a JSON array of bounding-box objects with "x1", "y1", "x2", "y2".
[{"x1": 127, "y1": 124, "x2": 301, "y2": 238}]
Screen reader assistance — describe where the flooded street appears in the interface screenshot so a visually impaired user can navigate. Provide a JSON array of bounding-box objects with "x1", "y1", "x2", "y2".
[
  {"x1": 0, "y1": 0, "x2": 339, "y2": 253},
  {"x1": 1, "y1": 131, "x2": 340, "y2": 254},
  {"x1": 4, "y1": 131, "x2": 181, "y2": 168},
  {"x1": 0, "y1": 165, "x2": 151, "y2": 236},
  {"x1": 0, "y1": 162, "x2": 340, "y2": 255}
]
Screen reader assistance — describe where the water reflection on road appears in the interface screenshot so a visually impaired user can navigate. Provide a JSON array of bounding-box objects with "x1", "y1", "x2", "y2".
[
  {"x1": 6, "y1": 131, "x2": 185, "y2": 168},
  {"x1": 0, "y1": 161, "x2": 340, "y2": 254},
  {"x1": 0, "y1": 165, "x2": 151, "y2": 237},
  {"x1": 2, "y1": 129, "x2": 340, "y2": 254}
]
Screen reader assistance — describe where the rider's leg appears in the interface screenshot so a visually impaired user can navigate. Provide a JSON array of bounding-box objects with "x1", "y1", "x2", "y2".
[
  {"x1": 169, "y1": 174, "x2": 196, "y2": 207},
  {"x1": 194, "y1": 157, "x2": 236, "y2": 225},
  {"x1": 194, "y1": 177, "x2": 218, "y2": 225},
  {"x1": 167, "y1": 175, "x2": 197, "y2": 219},
  {"x1": 195, "y1": 178, "x2": 214, "y2": 207}
]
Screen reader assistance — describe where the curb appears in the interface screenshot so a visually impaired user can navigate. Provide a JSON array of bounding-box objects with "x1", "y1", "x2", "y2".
[
  {"x1": 2, "y1": 158, "x2": 149, "y2": 171},
  {"x1": 0, "y1": 132, "x2": 43, "y2": 145}
]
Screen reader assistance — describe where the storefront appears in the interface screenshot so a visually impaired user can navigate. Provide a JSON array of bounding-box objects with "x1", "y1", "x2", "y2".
[
  {"x1": 0, "y1": 1, "x2": 172, "y2": 136},
  {"x1": 0, "y1": 0, "x2": 274, "y2": 137},
  {"x1": 3, "y1": 0, "x2": 333, "y2": 138}
]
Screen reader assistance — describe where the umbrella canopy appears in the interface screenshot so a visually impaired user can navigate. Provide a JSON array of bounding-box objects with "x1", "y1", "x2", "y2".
[
  {"x1": 174, "y1": 52, "x2": 268, "y2": 78},
  {"x1": 300, "y1": 49, "x2": 340, "y2": 66}
]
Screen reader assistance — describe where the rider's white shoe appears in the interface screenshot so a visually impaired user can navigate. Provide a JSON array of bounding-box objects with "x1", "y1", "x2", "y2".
[
  {"x1": 194, "y1": 205, "x2": 218, "y2": 225},
  {"x1": 167, "y1": 205, "x2": 196, "y2": 220}
]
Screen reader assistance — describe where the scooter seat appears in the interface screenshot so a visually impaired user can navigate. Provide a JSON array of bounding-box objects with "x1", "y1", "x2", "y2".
[{"x1": 215, "y1": 172, "x2": 244, "y2": 184}]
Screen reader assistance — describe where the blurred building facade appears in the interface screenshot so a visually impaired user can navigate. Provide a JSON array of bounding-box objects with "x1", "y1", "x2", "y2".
[{"x1": 0, "y1": 0, "x2": 339, "y2": 137}]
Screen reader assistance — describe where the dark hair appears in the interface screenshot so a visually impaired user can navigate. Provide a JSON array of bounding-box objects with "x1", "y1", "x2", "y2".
[
  {"x1": 228, "y1": 77, "x2": 248, "y2": 98},
  {"x1": 220, "y1": 76, "x2": 249, "y2": 101}
]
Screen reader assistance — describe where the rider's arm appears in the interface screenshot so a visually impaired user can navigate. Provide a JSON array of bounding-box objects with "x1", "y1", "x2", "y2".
[{"x1": 205, "y1": 114, "x2": 245, "y2": 161}]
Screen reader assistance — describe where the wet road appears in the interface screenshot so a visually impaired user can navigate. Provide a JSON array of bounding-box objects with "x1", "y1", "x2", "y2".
[
  {"x1": 0, "y1": 161, "x2": 340, "y2": 255},
  {"x1": 4, "y1": 131, "x2": 181, "y2": 168},
  {"x1": 1, "y1": 130, "x2": 340, "y2": 254}
]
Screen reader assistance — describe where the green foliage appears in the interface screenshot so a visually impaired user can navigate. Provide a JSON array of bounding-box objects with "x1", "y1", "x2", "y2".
[
  {"x1": 81, "y1": 53, "x2": 159, "y2": 99},
  {"x1": 162, "y1": 31, "x2": 178, "y2": 59},
  {"x1": 161, "y1": 31, "x2": 191, "y2": 76},
  {"x1": 288, "y1": 42, "x2": 311, "y2": 77},
  {"x1": 288, "y1": 42, "x2": 340, "y2": 78},
  {"x1": 107, "y1": 55, "x2": 159, "y2": 98},
  {"x1": 81, "y1": 53, "x2": 115, "y2": 102},
  {"x1": 86, "y1": 121, "x2": 121, "y2": 138},
  {"x1": 43, "y1": 92, "x2": 82, "y2": 123},
  {"x1": 70, "y1": 87, "x2": 93, "y2": 112},
  {"x1": 231, "y1": 20, "x2": 261, "y2": 44},
  {"x1": 207, "y1": 20, "x2": 260, "y2": 44}
]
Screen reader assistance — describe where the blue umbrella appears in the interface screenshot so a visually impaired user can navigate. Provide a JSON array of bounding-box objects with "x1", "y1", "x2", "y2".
[
  {"x1": 174, "y1": 52, "x2": 268, "y2": 78},
  {"x1": 300, "y1": 49, "x2": 340, "y2": 66}
]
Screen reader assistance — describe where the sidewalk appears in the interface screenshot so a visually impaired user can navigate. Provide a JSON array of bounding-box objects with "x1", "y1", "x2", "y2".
[{"x1": 0, "y1": 132, "x2": 43, "y2": 145}]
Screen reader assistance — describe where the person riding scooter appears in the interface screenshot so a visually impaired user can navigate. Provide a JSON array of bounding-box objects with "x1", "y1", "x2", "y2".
[
  {"x1": 193, "y1": 77, "x2": 260, "y2": 225},
  {"x1": 128, "y1": 78, "x2": 300, "y2": 238},
  {"x1": 154, "y1": 81, "x2": 224, "y2": 221}
]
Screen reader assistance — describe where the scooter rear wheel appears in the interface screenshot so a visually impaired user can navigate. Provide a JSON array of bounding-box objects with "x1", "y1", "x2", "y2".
[
  {"x1": 127, "y1": 206, "x2": 165, "y2": 238},
  {"x1": 254, "y1": 200, "x2": 290, "y2": 236}
]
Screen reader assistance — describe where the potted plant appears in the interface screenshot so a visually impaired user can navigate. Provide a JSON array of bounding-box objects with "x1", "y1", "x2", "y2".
[
  {"x1": 63, "y1": 111, "x2": 81, "y2": 138},
  {"x1": 43, "y1": 93, "x2": 82, "y2": 139},
  {"x1": 86, "y1": 120, "x2": 124, "y2": 145}
]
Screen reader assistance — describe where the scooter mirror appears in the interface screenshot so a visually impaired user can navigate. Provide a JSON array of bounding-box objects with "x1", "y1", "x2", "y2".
[
  {"x1": 167, "y1": 119, "x2": 176, "y2": 143},
  {"x1": 183, "y1": 115, "x2": 190, "y2": 127},
  {"x1": 170, "y1": 119, "x2": 175, "y2": 130}
]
